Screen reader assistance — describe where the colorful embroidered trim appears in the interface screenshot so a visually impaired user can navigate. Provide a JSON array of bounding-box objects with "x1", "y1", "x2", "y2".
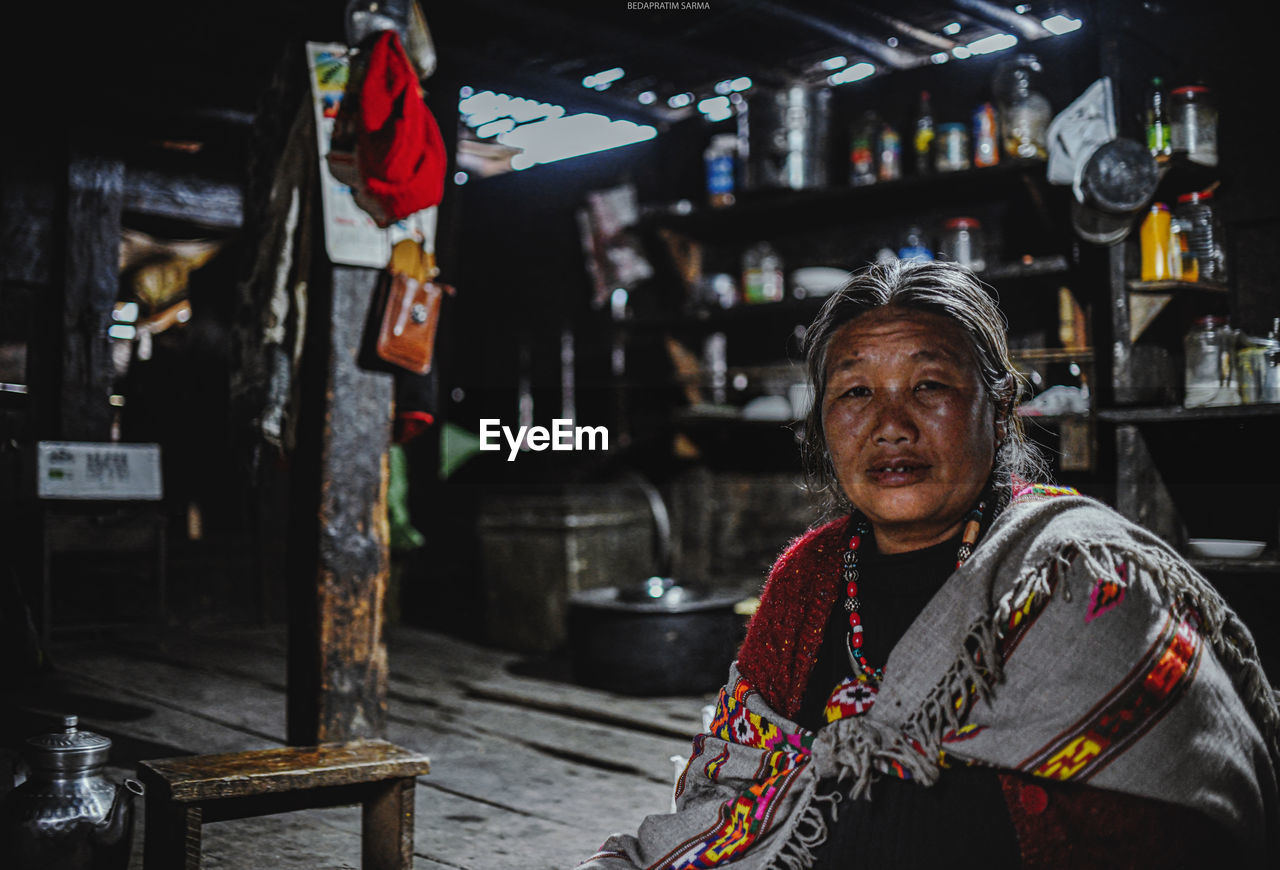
[
  {"x1": 670, "y1": 678, "x2": 815, "y2": 868},
  {"x1": 1012, "y1": 482, "x2": 1081, "y2": 501},
  {"x1": 1085, "y1": 560, "x2": 1127, "y2": 623},
  {"x1": 1019, "y1": 607, "x2": 1203, "y2": 782}
]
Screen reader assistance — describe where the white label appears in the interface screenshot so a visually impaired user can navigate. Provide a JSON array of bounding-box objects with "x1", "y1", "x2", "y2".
[{"x1": 37, "y1": 442, "x2": 163, "y2": 500}]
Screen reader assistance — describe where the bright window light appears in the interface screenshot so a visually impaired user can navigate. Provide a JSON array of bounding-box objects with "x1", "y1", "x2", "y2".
[
  {"x1": 965, "y1": 33, "x2": 1017, "y2": 55},
  {"x1": 113, "y1": 302, "x2": 139, "y2": 323},
  {"x1": 828, "y1": 62, "x2": 875, "y2": 85},
  {"x1": 1016, "y1": 4, "x2": 1031, "y2": 12},
  {"x1": 942, "y1": 22, "x2": 961, "y2": 35},
  {"x1": 886, "y1": 37, "x2": 898, "y2": 47},
  {"x1": 668, "y1": 92, "x2": 694, "y2": 108},
  {"x1": 952, "y1": 45, "x2": 973, "y2": 59},
  {"x1": 1042, "y1": 14, "x2": 1083, "y2": 34},
  {"x1": 475, "y1": 117, "x2": 517, "y2": 138},
  {"x1": 727, "y1": 76, "x2": 752, "y2": 92},
  {"x1": 820, "y1": 55, "x2": 848, "y2": 70},
  {"x1": 698, "y1": 95, "x2": 733, "y2": 122},
  {"x1": 637, "y1": 90, "x2": 657, "y2": 104},
  {"x1": 501, "y1": 114, "x2": 657, "y2": 170},
  {"x1": 108, "y1": 325, "x2": 136, "y2": 341},
  {"x1": 453, "y1": 171, "x2": 468, "y2": 185},
  {"x1": 931, "y1": 52, "x2": 951, "y2": 64},
  {"x1": 581, "y1": 67, "x2": 625, "y2": 89}
]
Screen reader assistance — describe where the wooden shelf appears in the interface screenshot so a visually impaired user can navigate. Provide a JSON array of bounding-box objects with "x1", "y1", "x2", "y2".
[
  {"x1": 1128, "y1": 279, "x2": 1228, "y2": 295},
  {"x1": 1098, "y1": 403, "x2": 1280, "y2": 423},
  {"x1": 637, "y1": 158, "x2": 1050, "y2": 241},
  {"x1": 1187, "y1": 553, "x2": 1280, "y2": 575}
]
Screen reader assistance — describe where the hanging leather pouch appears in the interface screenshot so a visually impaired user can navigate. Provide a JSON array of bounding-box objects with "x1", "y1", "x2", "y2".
[{"x1": 375, "y1": 238, "x2": 449, "y2": 374}]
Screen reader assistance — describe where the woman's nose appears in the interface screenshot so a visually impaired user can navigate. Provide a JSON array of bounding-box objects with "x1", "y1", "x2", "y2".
[{"x1": 869, "y1": 389, "x2": 917, "y2": 443}]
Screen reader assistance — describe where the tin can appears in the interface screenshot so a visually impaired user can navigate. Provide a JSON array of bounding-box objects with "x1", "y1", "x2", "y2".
[
  {"x1": 972, "y1": 102, "x2": 999, "y2": 167},
  {"x1": 935, "y1": 123, "x2": 970, "y2": 172}
]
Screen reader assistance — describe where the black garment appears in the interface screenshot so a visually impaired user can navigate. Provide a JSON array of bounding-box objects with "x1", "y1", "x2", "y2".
[{"x1": 798, "y1": 526, "x2": 1021, "y2": 869}]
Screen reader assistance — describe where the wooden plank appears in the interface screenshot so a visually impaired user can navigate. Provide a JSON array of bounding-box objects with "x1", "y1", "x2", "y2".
[
  {"x1": 62, "y1": 149, "x2": 124, "y2": 440},
  {"x1": 122, "y1": 166, "x2": 243, "y2": 230}
]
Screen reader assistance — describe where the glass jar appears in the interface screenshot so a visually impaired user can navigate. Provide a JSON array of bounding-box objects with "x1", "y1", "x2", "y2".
[
  {"x1": 1170, "y1": 85, "x2": 1217, "y2": 167},
  {"x1": 995, "y1": 55, "x2": 1050, "y2": 160},
  {"x1": 1183, "y1": 315, "x2": 1240, "y2": 407},
  {"x1": 938, "y1": 217, "x2": 985, "y2": 272},
  {"x1": 1176, "y1": 190, "x2": 1226, "y2": 283},
  {"x1": 935, "y1": 123, "x2": 970, "y2": 172}
]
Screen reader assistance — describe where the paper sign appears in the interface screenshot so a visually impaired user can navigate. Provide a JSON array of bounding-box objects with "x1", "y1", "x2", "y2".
[{"x1": 37, "y1": 442, "x2": 163, "y2": 500}]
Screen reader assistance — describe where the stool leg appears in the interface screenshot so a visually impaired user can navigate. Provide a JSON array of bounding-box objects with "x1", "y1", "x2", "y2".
[
  {"x1": 144, "y1": 800, "x2": 202, "y2": 870},
  {"x1": 362, "y1": 777, "x2": 415, "y2": 870}
]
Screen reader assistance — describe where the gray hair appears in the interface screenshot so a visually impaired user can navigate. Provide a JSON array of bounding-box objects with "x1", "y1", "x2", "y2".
[{"x1": 800, "y1": 258, "x2": 1049, "y2": 517}]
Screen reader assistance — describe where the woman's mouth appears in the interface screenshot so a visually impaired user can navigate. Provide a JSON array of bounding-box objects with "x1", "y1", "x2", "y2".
[{"x1": 865, "y1": 463, "x2": 930, "y2": 485}]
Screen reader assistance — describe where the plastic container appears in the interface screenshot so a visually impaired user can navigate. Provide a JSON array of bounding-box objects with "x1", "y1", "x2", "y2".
[
  {"x1": 1177, "y1": 190, "x2": 1226, "y2": 282},
  {"x1": 938, "y1": 217, "x2": 985, "y2": 272},
  {"x1": 897, "y1": 226, "x2": 933, "y2": 262},
  {"x1": 1139, "y1": 203, "x2": 1173, "y2": 281},
  {"x1": 936, "y1": 123, "x2": 971, "y2": 172},
  {"x1": 877, "y1": 122, "x2": 902, "y2": 182},
  {"x1": 1170, "y1": 85, "x2": 1218, "y2": 167},
  {"x1": 972, "y1": 103, "x2": 1000, "y2": 167},
  {"x1": 1183, "y1": 315, "x2": 1240, "y2": 407},
  {"x1": 995, "y1": 55, "x2": 1050, "y2": 160},
  {"x1": 742, "y1": 242, "x2": 784, "y2": 303},
  {"x1": 850, "y1": 110, "x2": 879, "y2": 186},
  {"x1": 704, "y1": 134, "x2": 738, "y2": 208}
]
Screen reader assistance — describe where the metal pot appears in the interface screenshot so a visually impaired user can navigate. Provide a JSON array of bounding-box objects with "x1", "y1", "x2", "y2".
[
  {"x1": 567, "y1": 580, "x2": 747, "y2": 696},
  {"x1": 739, "y1": 83, "x2": 832, "y2": 192},
  {"x1": 1, "y1": 715, "x2": 143, "y2": 870}
]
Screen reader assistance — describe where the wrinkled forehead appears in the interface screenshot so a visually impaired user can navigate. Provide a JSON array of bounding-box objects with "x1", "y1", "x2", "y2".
[{"x1": 822, "y1": 307, "x2": 980, "y2": 375}]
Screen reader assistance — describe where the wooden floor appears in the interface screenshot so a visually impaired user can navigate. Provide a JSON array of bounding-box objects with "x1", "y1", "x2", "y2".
[{"x1": 2, "y1": 625, "x2": 717, "y2": 869}]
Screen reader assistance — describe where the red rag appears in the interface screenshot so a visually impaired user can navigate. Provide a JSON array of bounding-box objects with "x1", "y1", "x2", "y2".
[{"x1": 357, "y1": 30, "x2": 446, "y2": 226}]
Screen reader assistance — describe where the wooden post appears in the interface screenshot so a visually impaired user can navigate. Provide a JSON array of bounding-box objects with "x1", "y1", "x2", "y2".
[
  {"x1": 62, "y1": 150, "x2": 124, "y2": 441},
  {"x1": 287, "y1": 263, "x2": 393, "y2": 745}
]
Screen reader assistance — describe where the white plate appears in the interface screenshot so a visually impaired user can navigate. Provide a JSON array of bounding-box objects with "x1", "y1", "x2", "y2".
[
  {"x1": 1187, "y1": 539, "x2": 1267, "y2": 559},
  {"x1": 790, "y1": 267, "x2": 849, "y2": 298}
]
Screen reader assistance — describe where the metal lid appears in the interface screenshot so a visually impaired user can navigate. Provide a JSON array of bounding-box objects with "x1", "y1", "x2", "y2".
[{"x1": 25, "y1": 715, "x2": 113, "y2": 771}]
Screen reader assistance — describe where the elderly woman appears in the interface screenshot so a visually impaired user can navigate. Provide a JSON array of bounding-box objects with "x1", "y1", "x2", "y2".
[{"x1": 580, "y1": 260, "x2": 1278, "y2": 869}]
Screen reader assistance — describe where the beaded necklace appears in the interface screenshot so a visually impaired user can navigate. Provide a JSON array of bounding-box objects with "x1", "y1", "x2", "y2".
[{"x1": 842, "y1": 498, "x2": 988, "y2": 681}]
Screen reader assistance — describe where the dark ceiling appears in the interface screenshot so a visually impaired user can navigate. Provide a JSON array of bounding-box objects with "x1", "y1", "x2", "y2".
[{"x1": 43, "y1": 0, "x2": 1080, "y2": 135}]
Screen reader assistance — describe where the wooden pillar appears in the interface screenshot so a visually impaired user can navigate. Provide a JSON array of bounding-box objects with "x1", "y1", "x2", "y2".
[
  {"x1": 287, "y1": 263, "x2": 394, "y2": 745},
  {"x1": 62, "y1": 150, "x2": 123, "y2": 441}
]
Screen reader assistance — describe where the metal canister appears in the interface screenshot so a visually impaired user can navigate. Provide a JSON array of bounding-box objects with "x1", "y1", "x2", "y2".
[
  {"x1": 972, "y1": 102, "x2": 999, "y2": 167},
  {"x1": 740, "y1": 84, "x2": 832, "y2": 191},
  {"x1": 936, "y1": 123, "x2": 970, "y2": 172}
]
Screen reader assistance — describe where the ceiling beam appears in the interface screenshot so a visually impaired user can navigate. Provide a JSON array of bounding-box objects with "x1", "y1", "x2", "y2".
[
  {"x1": 844, "y1": 3, "x2": 959, "y2": 53},
  {"x1": 739, "y1": 0, "x2": 930, "y2": 70},
  {"x1": 949, "y1": 0, "x2": 1051, "y2": 41}
]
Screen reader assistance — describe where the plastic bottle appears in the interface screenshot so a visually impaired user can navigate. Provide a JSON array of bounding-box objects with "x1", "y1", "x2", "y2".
[
  {"x1": 897, "y1": 226, "x2": 933, "y2": 262},
  {"x1": 913, "y1": 90, "x2": 935, "y2": 176},
  {"x1": 1145, "y1": 77, "x2": 1172, "y2": 162},
  {"x1": 849, "y1": 111, "x2": 879, "y2": 186},
  {"x1": 704, "y1": 134, "x2": 738, "y2": 208},
  {"x1": 876, "y1": 121, "x2": 902, "y2": 182},
  {"x1": 995, "y1": 55, "x2": 1050, "y2": 160},
  {"x1": 1139, "y1": 203, "x2": 1173, "y2": 281},
  {"x1": 742, "y1": 242, "x2": 784, "y2": 303},
  {"x1": 1177, "y1": 190, "x2": 1226, "y2": 283}
]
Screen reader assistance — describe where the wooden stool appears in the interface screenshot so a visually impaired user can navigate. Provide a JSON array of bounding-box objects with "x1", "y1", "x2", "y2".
[{"x1": 137, "y1": 739, "x2": 431, "y2": 870}]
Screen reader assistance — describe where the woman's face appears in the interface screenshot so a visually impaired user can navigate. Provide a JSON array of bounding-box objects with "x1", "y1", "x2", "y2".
[{"x1": 822, "y1": 306, "x2": 999, "y2": 554}]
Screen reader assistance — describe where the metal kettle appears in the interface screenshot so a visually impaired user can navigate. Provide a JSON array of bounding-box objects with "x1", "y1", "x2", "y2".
[{"x1": 1, "y1": 715, "x2": 144, "y2": 870}]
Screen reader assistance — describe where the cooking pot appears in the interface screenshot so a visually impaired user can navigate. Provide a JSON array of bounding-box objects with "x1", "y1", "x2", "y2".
[{"x1": 567, "y1": 580, "x2": 748, "y2": 696}]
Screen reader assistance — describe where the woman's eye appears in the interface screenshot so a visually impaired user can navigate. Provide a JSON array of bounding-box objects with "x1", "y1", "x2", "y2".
[
  {"x1": 915, "y1": 380, "x2": 948, "y2": 392},
  {"x1": 842, "y1": 385, "x2": 871, "y2": 398}
]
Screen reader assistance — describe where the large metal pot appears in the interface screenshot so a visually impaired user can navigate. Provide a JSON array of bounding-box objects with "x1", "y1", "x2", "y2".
[
  {"x1": 567, "y1": 580, "x2": 748, "y2": 696},
  {"x1": 739, "y1": 83, "x2": 832, "y2": 192}
]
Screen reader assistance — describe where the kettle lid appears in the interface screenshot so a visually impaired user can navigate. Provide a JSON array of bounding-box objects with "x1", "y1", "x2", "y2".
[{"x1": 26, "y1": 715, "x2": 113, "y2": 771}]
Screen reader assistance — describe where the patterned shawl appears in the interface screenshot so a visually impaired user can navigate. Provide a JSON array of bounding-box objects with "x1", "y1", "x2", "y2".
[{"x1": 578, "y1": 487, "x2": 1279, "y2": 869}]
